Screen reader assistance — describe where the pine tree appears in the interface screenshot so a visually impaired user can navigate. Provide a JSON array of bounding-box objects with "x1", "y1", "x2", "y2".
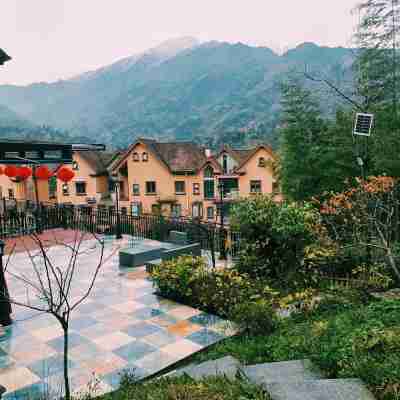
[{"x1": 279, "y1": 79, "x2": 329, "y2": 201}]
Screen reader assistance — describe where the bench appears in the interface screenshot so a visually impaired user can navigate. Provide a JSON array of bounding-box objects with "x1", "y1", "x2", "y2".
[{"x1": 146, "y1": 243, "x2": 201, "y2": 273}]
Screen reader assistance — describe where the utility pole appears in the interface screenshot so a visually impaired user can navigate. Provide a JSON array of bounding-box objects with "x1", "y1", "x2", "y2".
[
  {"x1": 110, "y1": 174, "x2": 122, "y2": 240},
  {"x1": 218, "y1": 181, "x2": 227, "y2": 260}
]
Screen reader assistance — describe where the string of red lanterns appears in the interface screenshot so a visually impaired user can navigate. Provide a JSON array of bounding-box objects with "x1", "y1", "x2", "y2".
[
  {"x1": 57, "y1": 167, "x2": 75, "y2": 183},
  {"x1": 0, "y1": 165, "x2": 75, "y2": 183}
]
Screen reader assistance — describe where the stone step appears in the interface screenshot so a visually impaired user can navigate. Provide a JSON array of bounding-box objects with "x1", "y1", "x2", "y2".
[
  {"x1": 265, "y1": 379, "x2": 376, "y2": 400},
  {"x1": 168, "y1": 356, "x2": 241, "y2": 380},
  {"x1": 243, "y1": 359, "x2": 323, "y2": 386}
]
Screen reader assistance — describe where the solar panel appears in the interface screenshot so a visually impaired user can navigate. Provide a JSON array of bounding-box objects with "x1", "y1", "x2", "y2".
[{"x1": 354, "y1": 113, "x2": 374, "y2": 136}]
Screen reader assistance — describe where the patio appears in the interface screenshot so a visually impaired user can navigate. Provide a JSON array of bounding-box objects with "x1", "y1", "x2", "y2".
[{"x1": 0, "y1": 232, "x2": 235, "y2": 399}]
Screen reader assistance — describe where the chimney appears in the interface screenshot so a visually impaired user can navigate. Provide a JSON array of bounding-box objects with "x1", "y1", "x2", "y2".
[{"x1": 205, "y1": 149, "x2": 212, "y2": 158}]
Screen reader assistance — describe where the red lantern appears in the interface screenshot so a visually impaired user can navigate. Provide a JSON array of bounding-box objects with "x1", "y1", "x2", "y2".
[
  {"x1": 17, "y1": 166, "x2": 32, "y2": 181},
  {"x1": 4, "y1": 165, "x2": 18, "y2": 178},
  {"x1": 57, "y1": 167, "x2": 75, "y2": 183},
  {"x1": 35, "y1": 166, "x2": 52, "y2": 180}
]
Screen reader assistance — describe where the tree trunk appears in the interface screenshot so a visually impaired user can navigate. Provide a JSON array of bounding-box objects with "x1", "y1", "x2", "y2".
[
  {"x1": 62, "y1": 323, "x2": 71, "y2": 400},
  {"x1": 376, "y1": 223, "x2": 400, "y2": 283}
]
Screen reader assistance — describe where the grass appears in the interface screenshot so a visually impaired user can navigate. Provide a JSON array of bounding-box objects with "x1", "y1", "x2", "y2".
[
  {"x1": 193, "y1": 296, "x2": 400, "y2": 400},
  {"x1": 102, "y1": 374, "x2": 269, "y2": 400}
]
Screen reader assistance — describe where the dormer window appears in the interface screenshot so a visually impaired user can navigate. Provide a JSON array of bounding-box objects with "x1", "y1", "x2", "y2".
[
  {"x1": 222, "y1": 154, "x2": 228, "y2": 174},
  {"x1": 258, "y1": 157, "x2": 266, "y2": 167},
  {"x1": 133, "y1": 152, "x2": 139, "y2": 162},
  {"x1": 142, "y1": 152, "x2": 148, "y2": 162}
]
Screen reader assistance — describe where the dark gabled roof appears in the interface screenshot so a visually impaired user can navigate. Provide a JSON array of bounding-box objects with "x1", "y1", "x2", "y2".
[
  {"x1": 113, "y1": 138, "x2": 208, "y2": 173},
  {"x1": 79, "y1": 151, "x2": 119, "y2": 176},
  {"x1": 235, "y1": 144, "x2": 276, "y2": 171},
  {"x1": 0, "y1": 49, "x2": 11, "y2": 66},
  {"x1": 145, "y1": 139, "x2": 207, "y2": 173}
]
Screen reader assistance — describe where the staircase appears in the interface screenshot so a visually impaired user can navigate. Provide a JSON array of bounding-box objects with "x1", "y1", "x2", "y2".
[{"x1": 165, "y1": 356, "x2": 376, "y2": 400}]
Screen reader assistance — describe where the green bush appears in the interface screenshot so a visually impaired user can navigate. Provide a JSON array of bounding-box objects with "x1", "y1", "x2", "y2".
[
  {"x1": 230, "y1": 300, "x2": 276, "y2": 336},
  {"x1": 151, "y1": 255, "x2": 276, "y2": 318},
  {"x1": 231, "y1": 196, "x2": 319, "y2": 284}
]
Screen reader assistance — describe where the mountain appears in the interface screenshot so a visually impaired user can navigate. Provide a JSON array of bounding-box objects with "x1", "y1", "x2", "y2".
[{"x1": 0, "y1": 39, "x2": 354, "y2": 148}]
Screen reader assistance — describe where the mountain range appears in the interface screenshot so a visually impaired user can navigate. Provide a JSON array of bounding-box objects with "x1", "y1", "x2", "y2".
[{"x1": 0, "y1": 38, "x2": 354, "y2": 148}]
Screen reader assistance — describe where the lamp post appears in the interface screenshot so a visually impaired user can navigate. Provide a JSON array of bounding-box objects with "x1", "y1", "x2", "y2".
[
  {"x1": 14, "y1": 157, "x2": 42, "y2": 234},
  {"x1": 110, "y1": 174, "x2": 122, "y2": 240},
  {"x1": 0, "y1": 240, "x2": 12, "y2": 326},
  {"x1": 218, "y1": 181, "x2": 227, "y2": 260}
]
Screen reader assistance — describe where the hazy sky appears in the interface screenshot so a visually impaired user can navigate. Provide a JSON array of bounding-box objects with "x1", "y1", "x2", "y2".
[{"x1": 2, "y1": 0, "x2": 360, "y2": 85}]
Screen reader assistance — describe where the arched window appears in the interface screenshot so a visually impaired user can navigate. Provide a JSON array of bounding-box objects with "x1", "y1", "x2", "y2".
[
  {"x1": 204, "y1": 165, "x2": 214, "y2": 178},
  {"x1": 133, "y1": 152, "x2": 139, "y2": 162},
  {"x1": 222, "y1": 154, "x2": 228, "y2": 174},
  {"x1": 258, "y1": 157, "x2": 266, "y2": 167},
  {"x1": 142, "y1": 152, "x2": 149, "y2": 162},
  {"x1": 203, "y1": 165, "x2": 215, "y2": 199}
]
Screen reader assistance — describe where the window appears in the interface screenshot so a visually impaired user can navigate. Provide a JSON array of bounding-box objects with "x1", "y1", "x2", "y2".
[
  {"x1": 204, "y1": 165, "x2": 214, "y2": 178},
  {"x1": 175, "y1": 181, "x2": 186, "y2": 194},
  {"x1": 132, "y1": 184, "x2": 140, "y2": 196},
  {"x1": 152, "y1": 204, "x2": 161, "y2": 215},
  {"x1": 133, "y1": 152, "x2": 139, "y2": 162},
  {"x1": 223, "y1": 154, "x2": 228, "y2": 174},
  {"x1": 8, "y1": 189, "x2": 14, "y2": 199},
  {"x1": 142, "y1": 152, "x2": 149, "y2": 162},
  {"x1": 258, "y1": 157, "x2": 266, "y2": 167},
  {"x1": 250, "y1": 180, "x2": 262, "y2": 193},
  {"x1": 121, "y1": 207, "x2": 127, "y2": 214},
  {"x1": 272, "y1": 181, "x2": 280, "y2": 193},
  {"x1": 193, "y1": 183, "x2": 200, "y2": 195},
  {"x1": 62, "y1": 184, "x2": 69, "y2": 196},
  {"x1": 146, "y1": 181, "x2": 156, "y2": 194},
  {"x1": 204, "y1": 180, "x2": 215, "y2": 199},
  {"x1": 171, "y1": 204, "x2": 182, "y2": 218},
  {"x1": 131, "y1": 202, "x2": 142, "y2": 216},
  {"x1": 192, "y1": 203, "x2": 203, "y2": 219},
  {"x1": 75, "y1": 182, "x2": 87, "y2": 196},
  {"x1": 207, "y1": 206, "x2": 214, "y2": 220},
  {"x1": 204, "y1": 165, "x2": 215, "y2": 199},
  {"x1": 72, "y1": 161, "x2": 79, "y2": 170}
]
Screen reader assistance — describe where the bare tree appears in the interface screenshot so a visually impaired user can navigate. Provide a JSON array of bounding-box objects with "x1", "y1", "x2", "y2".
[{"x1": 3, "y1": 231, "x2": 120, "y2": 400}]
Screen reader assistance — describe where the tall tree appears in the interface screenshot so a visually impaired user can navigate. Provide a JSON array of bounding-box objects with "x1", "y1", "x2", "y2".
[
  {"x1": 279, "y1": 79, "x2": 329, "y2": 201},
  {"x1": 355, "y1": 0, "x2": 400, "y2": 112}
]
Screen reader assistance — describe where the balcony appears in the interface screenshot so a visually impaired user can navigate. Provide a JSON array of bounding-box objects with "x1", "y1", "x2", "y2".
[{"x1": 157, "y1": 194, "x2": 177, "y2": 204}]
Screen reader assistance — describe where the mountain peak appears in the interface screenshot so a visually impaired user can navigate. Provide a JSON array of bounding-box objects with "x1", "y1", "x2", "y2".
[{"x1": 149, "y1": 37, "x2": 200, "y2": 57}]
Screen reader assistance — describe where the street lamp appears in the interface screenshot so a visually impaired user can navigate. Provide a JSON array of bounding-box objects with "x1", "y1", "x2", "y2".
[
  {"x1": 14, "y1": 157, "x2": 42, "y2": 234},
  {"x1": 218, "y1": 181, "x2": 227, "y2": 260},
  {"x1": 109, "y1": 174, "x2": 122, "y2": 240},
  {"x1": 0, "y1": 240, "x2": 12, "y2": 326}
]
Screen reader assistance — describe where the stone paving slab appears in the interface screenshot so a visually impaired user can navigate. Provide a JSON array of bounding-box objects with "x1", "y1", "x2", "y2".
[
  {"x1": 243, "y1": 359, "x2": 323, "y2": 386},
  {"x1": 168, "y1": 356, "x2": 241, "y2": 380},
  {"x1": 265, "y1": 379, "x2": 376, "y2": 400},
  {"x1": 0, "y1": 235, "x2": 236, "y2": 399}
]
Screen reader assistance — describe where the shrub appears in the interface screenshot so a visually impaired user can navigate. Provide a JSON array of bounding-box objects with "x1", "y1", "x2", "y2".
[
  {"x1": 151, "y1": 255, "x2": 277, "y2": 318},
  {"x1": 230, "y1": 300, "x2": 276, "y2": 336},
  {"x1": 231, "y1": 196, "x2": 319, "y2": 284}
]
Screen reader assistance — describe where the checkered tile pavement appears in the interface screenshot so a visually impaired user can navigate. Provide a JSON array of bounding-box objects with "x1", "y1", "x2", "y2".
[{"x1": 0, "y1": 236, "x2": 235, "y2": 399}]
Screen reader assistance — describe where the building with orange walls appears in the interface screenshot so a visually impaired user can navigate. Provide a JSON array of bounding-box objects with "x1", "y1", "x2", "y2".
[
  {"x1": 56, "y1": 151, "x2": 118, "y2": 206},
  {"x1": 110, "y1": 138, "x2": 279, "y2": 221}
]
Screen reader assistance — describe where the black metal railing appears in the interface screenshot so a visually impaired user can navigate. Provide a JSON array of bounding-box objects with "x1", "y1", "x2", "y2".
[{"x1": 0, "y1": 204, "x2": 242, "y2": 257}]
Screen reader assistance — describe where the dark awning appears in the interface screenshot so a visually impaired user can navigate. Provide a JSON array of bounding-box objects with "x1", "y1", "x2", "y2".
[{"x1": 0, "y1": 139, "x2": 105, "y2": 164}]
